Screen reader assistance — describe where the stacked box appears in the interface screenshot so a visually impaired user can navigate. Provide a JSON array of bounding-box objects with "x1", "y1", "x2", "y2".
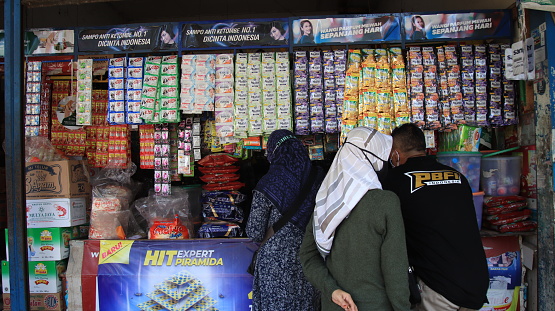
[
  {"x1": 374, "y1": 49, "x2": 393, "y2": 133},
  {"x1": 422, "y1": 47, "x2": 440, "y2": 130},
  {"x1": 126, "y1": 57, "x2": 144, "y2": 124},
  {"x1": 141, "y1": 56, "x2": 162, "y2": 123},
  {"x1": 107, "y1": 57, "x2": 126, "y2": 125},
  {"x1": 159, "y1": 55, "x2": 180, "y2": 123},
  {"x1": 488, "y1": 44, "x2": 504, "y2": 127},
  {"x1": 177, "y1": 118, "x2": 194, "y2": 177},
  {"x1": 474, "y1": 45, "x2": 488, "y2": 126},
  {"x1": 2, "y1": 260, "x2": 67, "y2": 294},
  {"x1": 247, "y1": 53, "x2": 263, "y2": 136},
  {"x1": 340, "y1": 49, "x2": 361, "y2": 141},
  {"x1": 460, "y1": 45, "x2": 476, "y2": 125},
  {"x1": 501, "y1": 44, "x2": 517, "y2": 125},
  {"x1": 390, "y1": 48, "x2": 409, "y2": 128},
  {"x1": 445, "y1": 45, "x2": 464, "y2": 125},
  {"x1": 408, "y1": 47, "x2": 425, "y2": 128},
  {"x1": 294, "y1": 51, "x2": 310, "y2": 135},
  {"x1": 276, "y1": 52, "x2": 293, "y2": 132},
  {"x1": 5, "y1": 227, "x2": 75, "y2": 261},
  {"x1": 359, "y1": 49, "x2": 377, "y2": 129},
  {"x1": 154, "y1": 125, "x2": 172, "y2": 196},
  {"x1": 139, "y1": 124, "x2": 155, "y2": 169},
  {"x1": 215, "y1": 53, "x2": 235, "y2": 139},
  {"x1": 436, "y1": 47, "x2": 454, "y2": 129},
  {"x1": 261, "y1": 52, "x2": 278, "y2": 134},
  {"x1": 25, "y1": 61, "x2": 42, "y2": 136},
  {"x1": 309, "y1": 51, "x2": 324, "y2": 133}
]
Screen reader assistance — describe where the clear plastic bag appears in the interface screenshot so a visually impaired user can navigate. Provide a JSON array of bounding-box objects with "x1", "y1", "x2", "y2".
[
  {"x1": 89, "y1": 159, "x2": 143, "y2": 239},
  {"x1": 133, "y1": 187, "x2": 197, "y2": 238},
  {"x1": 24, "y1": 136, "x2": 68, "y2": 162}
]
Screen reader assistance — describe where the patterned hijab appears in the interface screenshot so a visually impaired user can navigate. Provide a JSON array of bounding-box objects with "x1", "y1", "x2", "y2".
[
  {"x1": 255, "y1": 129, "x2": 323, "y2": 230},
  {"x1": 313, "y1": 127, "x2": 392, "y2": 258}
]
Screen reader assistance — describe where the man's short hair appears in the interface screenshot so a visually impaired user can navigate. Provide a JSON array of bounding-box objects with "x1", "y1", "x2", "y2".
[{"x1": 391, "y1": 123, "x2": 426, "y2": 153}]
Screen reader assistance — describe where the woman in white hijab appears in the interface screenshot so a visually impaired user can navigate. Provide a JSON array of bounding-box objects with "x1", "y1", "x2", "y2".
[{"x1": 300, "y1": 127, "x2": 411, "y2": 311}]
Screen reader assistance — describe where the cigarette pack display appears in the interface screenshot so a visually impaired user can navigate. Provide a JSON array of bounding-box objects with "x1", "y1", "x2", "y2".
[
  {"x1": 25, "y1": 61, "x2": 42, "y2": 136},
  {"x1": 77, "y1": 59, "x2": 94, "y2": 125}
]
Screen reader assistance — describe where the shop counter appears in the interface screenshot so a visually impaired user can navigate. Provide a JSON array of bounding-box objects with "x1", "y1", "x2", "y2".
[{"x1": 68, "y1": 239, "x2": 257, "y2": 311}]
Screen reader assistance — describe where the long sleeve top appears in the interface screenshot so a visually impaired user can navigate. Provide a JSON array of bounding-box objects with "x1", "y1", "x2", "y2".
[{"x1": 300, "y1": 189, "x2": 411, "y2": 311}]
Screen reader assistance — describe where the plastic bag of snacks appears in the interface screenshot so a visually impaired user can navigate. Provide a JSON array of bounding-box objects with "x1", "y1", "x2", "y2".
[
  {"x1": 149, "y1": 215, "x2": 190, "y2": 239},
  {"x1": 198, "y1": 153, "x2": 239, "y2": 167},
  {"x1": 201, "y1": 191, "x2": 246, "y2": 223},
  {"x1": 25, "y1": 136, "x2": 68, "y2": 162},
  {"x1": 197, "y1": 221, "x2": 243, "y2": 238},
  {"x1": 482, "y1": 195, "x2": 536, "y2": 233},
  {"x1": 134, "y1": 187, "x2": 195, "y2": 238},
  {"x1": 89, "y1": 160, "x2": 139, "y2": 239}
]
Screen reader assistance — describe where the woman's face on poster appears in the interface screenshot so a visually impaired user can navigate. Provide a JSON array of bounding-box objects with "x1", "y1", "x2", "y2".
[
  {"x1": 301, "y1": 22, "x2": 312, "y2": 35},
  {"x1": 270, "y1": 26, "x2": 283, "y2": 40},
  {"x1": 161, "y1": 30, "x2": 173, "y2": 44},
  {"x1": 415, "y1": 17, "x2": 425, "y2": 30}
]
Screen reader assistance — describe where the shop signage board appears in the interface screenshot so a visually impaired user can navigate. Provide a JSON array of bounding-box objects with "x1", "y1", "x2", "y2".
[
  {"x1": 181, "y1": 19, "x2": 289, "y2": 49},
  {"x1": 24, "y1": 29, "x2": 75, "y2": 55},
  {"x1": 77, "y1": 23, "x2": 180, "y2": 53},
  {"x1": 403, "y1": 10, "x2": 511, "y2": 42},
  {"x1": 81, "y1": 239, "x2": 257, "y2": 311},
  {"x1": 290, "y1": 15, "x2": 401, "y2": 45}
]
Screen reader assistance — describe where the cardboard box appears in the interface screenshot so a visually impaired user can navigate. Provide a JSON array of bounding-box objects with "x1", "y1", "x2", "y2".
[
  {"x1": 25, "y1": 160, "x2": 91, "y2": 200},
  {"x1": 26, "y1": 197, "x2": 88, "y2": 228},
  {"x1": 2, "y1": 260, "x2": 67, "y2": 294},
  {"x1": 2, "y1": 293, "x2": 65, "y2": 310},
  {"x1": 5, "y1": 227, "x2": 75, "y2": 261}
]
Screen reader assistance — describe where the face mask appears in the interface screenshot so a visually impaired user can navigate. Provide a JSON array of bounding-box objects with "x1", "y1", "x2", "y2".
[
  {"x1": 344, "y1": 142, "x2": 389, "y2": 183},
  {"x1": 390, "y1": 150, "x2": 400, "y2": 168}
]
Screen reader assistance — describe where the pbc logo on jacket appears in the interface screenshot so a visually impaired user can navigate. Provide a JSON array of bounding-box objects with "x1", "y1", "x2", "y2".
[{"x1": 404, "y1": 170, "x2": 462, "y2": 193}]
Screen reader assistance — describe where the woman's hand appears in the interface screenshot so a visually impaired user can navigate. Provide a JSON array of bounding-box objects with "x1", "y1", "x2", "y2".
[{"x1": 332, "y1": 289, "x2": 358, "y2": 311}]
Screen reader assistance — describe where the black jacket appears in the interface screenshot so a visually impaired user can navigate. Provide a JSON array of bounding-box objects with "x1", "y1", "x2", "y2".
[{"x1": 384, "y1": 156, "x2": 489, "y2": 309}]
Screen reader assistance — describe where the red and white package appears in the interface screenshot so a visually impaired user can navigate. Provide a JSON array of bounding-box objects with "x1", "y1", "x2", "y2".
[
  {"x1": 484, "y1": 202, "x2": 527, "y2": 216},
  {"x1": 149, "y1": 216, "x2": 190, "y2": 239},
  {"x1": 198, "y1": 153, "x2": 239, "y2": 167},
  {"x1": 488, "y1": 220, "x2": 537, "y2": 233},
  {"x1": 198, "y1": 165, "x2": 240, "y2": 174},
  {"x1": 200, "y1": 173, "x2": 241, "y2": 183}
]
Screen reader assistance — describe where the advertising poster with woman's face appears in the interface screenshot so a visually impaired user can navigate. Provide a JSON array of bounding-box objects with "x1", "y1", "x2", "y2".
[
  {"x1": 159, "y1": 24, "x2": 179, "y2": 50},
  {"x1": 181, "y1": 20, "x2": 289, "y2": 49},
  {"x1": 291, "y1": 16, "x2": 400, "y2": 45},
  {"x1": 404, "y1": 11, "x2": 511, "y2": 41}
]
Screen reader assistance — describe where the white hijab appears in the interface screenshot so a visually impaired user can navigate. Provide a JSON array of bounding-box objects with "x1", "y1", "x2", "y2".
[{"x1": 313, "y1": 127, "x2": 392, "y2": 258}]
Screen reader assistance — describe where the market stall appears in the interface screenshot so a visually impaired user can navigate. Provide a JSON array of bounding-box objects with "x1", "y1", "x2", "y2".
[{"x1": 1, "y1": 7, "x2": 543, "y2": 311}]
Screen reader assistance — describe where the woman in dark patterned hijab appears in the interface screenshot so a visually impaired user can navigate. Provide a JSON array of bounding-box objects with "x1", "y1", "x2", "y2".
[{"x1": 246, "y1": 129, "x2": 324, "y2": 311}]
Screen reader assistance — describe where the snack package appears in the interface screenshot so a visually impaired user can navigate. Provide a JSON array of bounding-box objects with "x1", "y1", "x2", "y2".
[
  {"x1": 89, "y1": 210, "x2": 129, "y2": 239},
  {"x1": 25, "y1": 136, "x2": 69, "y2": 162},
  {"x1": 134, "y1": 187, "x2": 197, "y2": 238},
  {"x1": 485, "y1": 220, "x2": 537, "y2": 233},
  {"x1": 89, "y1": 160, "x2": 141, "y2": 239},
  {"x1": 149, "y1": 215, "x2": 190, "y2": 239},
  {"x1": 197, "y1": 221, "x2": 243, "y2": 238},
  {"x1": 197, "y1": 153, "x2": 239, "y2": 167}
]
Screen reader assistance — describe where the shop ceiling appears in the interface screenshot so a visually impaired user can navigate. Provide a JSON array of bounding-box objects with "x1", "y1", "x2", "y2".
[{"x1": 0, "y1": 0, "x2": 515, "y2": 28}]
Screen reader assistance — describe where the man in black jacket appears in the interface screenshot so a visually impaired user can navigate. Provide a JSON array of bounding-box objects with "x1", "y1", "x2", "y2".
[{"x1": 384, "y1": 123, "x2": 489, "y2": 311}]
